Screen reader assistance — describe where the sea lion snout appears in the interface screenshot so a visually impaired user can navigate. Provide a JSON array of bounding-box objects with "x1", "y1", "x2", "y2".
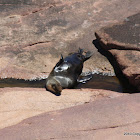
[{"x1": 46, "y1": 78, "x2": 62, "y2": 95}]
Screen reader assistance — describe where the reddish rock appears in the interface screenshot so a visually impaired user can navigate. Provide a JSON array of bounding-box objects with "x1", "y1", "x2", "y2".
[
  {"x1": 110, "y1": 50, "x2": 140, "y2": 91},
  {"x1": 0, "y1": 87, "x2": 123, "y2": 129},
  {"x1": 0, "y1": 0, "x2": 140, "y2": 79},
  {"x1": 95, "y1": 13, "x2": 140, "y2": 51},
  {"x1": 0, "y1": 93, "x2": 139, "y2": 140},
  {"x1": 95, "y1": 13, "x2": 140, "y2": 91},
  {"x1": 0, "y1": 1, "x2": 139, "y2": 140}
]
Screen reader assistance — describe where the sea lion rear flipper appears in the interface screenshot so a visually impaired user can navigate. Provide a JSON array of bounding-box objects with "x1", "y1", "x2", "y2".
[
  {"x1": 78, "y1": 48, "x2": 84, "y2": 54},
  {"x1": 84, "y1": 51, "x2": 93, "y2": 61}
]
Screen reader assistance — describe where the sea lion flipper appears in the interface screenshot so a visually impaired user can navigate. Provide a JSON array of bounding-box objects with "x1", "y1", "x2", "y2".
[
  {"x1": 84, "y1": 51, "x2": 93, "y2": 61},
  {"x1": 55, "y1": 54, "x2": 64, "y2": 67},
  {"x1": 78, "y1": 48, "x2": 83, "y2": 54},
  {"x1": 77, "y1": 73, "x2": 92, "y2": 83}
]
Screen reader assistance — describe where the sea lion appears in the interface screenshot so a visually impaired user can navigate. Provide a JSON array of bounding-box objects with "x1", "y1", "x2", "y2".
[{"x1": 46, "y1": 48, "x2": 92, "y2": 95}]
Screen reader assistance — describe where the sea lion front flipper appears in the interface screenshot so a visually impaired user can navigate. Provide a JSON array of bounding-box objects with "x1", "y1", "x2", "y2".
[
  {"x1": 55, "y1": 54, "x2": 64, "y2": 67},
  {"x1": 77, "y1": 73, "x2": 92, "y2": 83}
]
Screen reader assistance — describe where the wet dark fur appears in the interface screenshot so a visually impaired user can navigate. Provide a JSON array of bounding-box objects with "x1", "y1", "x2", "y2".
[{"x1": 46, "y1": 48, "x2": 92, "y2": 95}]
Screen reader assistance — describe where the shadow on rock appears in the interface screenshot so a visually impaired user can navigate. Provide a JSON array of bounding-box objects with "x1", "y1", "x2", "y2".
[{"x1": 92, "y1": 39, "x2": 138, "y2": 93}]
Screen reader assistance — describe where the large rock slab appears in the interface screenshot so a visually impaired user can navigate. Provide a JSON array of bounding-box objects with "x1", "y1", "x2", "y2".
[
  {"x1": 0, "y1": 87, "x2": 123, "y2": 129},
  {"x1": 95, "y1": 13, "x2": 140, "y2": 91},
  {"x1": 0, "y1": 93, "x2": 139, "y2": 140},
  {"x1": 0, "y1": 0, "x2": 140, "y2": 79},
  {"x1": 95, "y1": 13, "x2": 140, "y2": 51}
]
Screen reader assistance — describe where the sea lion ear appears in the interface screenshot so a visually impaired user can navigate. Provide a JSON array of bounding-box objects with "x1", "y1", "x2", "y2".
[{"x1": 55, "y1": 54, "x2": 64, "y2": 67}]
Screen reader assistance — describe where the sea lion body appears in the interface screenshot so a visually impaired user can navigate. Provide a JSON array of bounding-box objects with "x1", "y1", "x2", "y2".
[{"x1": 46, "y1": 49, "x2": 92, "y2": 95}]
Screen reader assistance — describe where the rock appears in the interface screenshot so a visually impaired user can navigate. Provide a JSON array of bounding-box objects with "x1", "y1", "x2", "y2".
[
  {"x1": 95, "y1": 13, "x2": 140, "y2": 91},
  {"x1": 0, "y1": 93, "x2": 139, "y2": 140},
  {"x1": 95, "y1": 13, "x2": 140, "y2": 51},
  {"x1": 110, "y1": 50, "x2": 140, "y2": 91},
  {"x1": 0, "y1": 0, "x2": 140, "y2": 79},
  {"x1": 0, "y1": 87, "x2": 124, "y2": 129}
]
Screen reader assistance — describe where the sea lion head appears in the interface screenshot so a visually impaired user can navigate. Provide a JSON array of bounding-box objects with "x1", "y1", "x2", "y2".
[{"x1": 46, "y1": 78, "x2": 62, "y2": 96}]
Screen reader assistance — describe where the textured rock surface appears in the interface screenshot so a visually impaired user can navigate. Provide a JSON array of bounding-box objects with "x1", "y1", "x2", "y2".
[
  {"x1": 0, "y1": 87, "x2": 123, "y2": 129},
  {"x1": 0, "y1": 0, "x2": 140, "y2": 79},
  {"x1": 95, "y1": 13, "x2": 140, "y2": 91},
  {"x1": 0, "y1": 93, "x2": 140, "y2": 140},
  {"x1": 110, "y1": 50, "x2": 140, "y2": 91},
  {"x1": 95, "y1": 13, "x2": 140, "y2": 51}
]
